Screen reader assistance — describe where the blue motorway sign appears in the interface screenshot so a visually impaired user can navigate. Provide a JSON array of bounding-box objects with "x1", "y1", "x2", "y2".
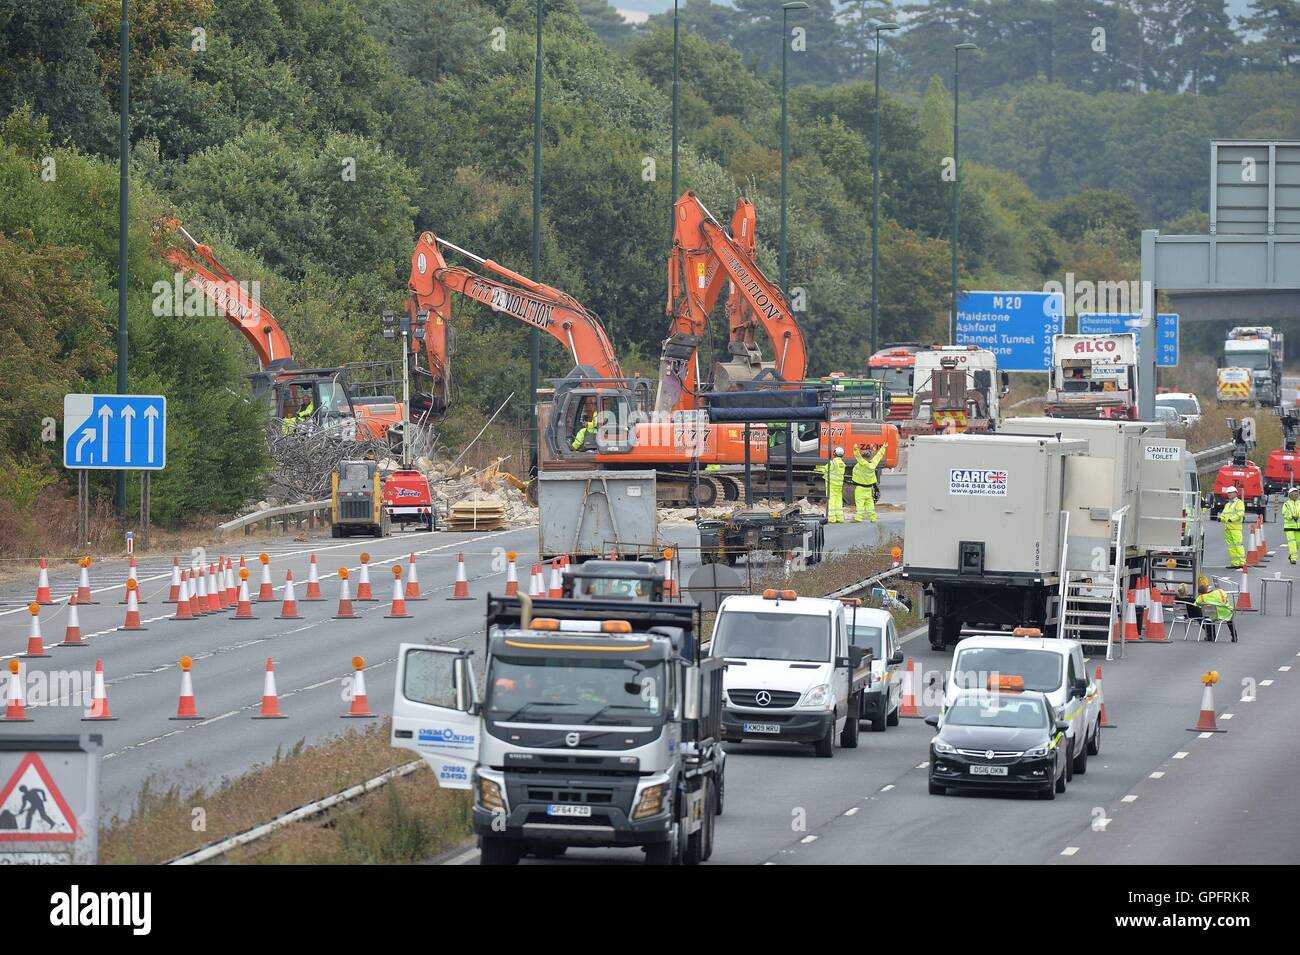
[
  {"x1": 1077, "y1": 313, "x2": 1179, "y2": 367},
  {"x1": 955, "y1": 291, "x2": 1064, "y2": 372},
  {"x1": 63, "y1": 394, "x2": 167, "y2": 470}
]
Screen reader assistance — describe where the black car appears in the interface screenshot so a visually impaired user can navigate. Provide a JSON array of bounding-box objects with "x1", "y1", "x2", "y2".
[{"x1": 926, "y1": 690, "x2": 1069, "y2": 800}]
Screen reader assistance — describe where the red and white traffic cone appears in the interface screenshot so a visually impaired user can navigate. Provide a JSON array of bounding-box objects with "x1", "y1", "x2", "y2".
[
  {"x1": 899, "y1": 656, "x2": 922, "y2": 718},
  {"x1": 1188, "y1": 671, "x2": 1226, "y2": 733},
  {"x1": 662, "y1": 548, "x2": 679, "y2": 599},
  {"x1": 172, "y1": 571, "x2": 194, "y2": 621},
  {"x1": 82, "y1": 658, "x2": 117, "y2": 721},
  {"x1": 212, "y1": 558, "x2": 229, "y2": 609},
  {"x1": 304, "y1": 554, "x2": 324, "y2": 600},
  {"x1": 234, "y1": 569, "x2": 256, "y2": 620},
  {"x1": 1095, "y1": 666, "x2": 1116, "y2": 728},
  {"x1": 504, "y1": 551, "x2": 519, "y2": 597},
  {"x1": 252, "y1": 658, "x2": 286, "y2": 719},
  {"x1": 120, "y1": 580, "x2": 147, "y2": 631},
  {"x1": 77, "y1": 557, "x2": 98, "y2": 604},
  {"x1": 386, "y1": 566, "x2": 411, "y2": 618},
  {"x1": 206, "y1": 563, "x2": 223, "y2": 613},
  {"x1": 548, "y1": 559, "x2": 563, "y2": 598},
  {"x1": 35, "y1": 558, "x2": 53, "y2": 605},
  {"x1": 193, "y1": 566, "x2": 209, "y2": 616},
  {"x1": 334, "y1": 569, "x2": 356, "y2": 619},
  {"x1": 257, "y1": 554, "x2": 274, "y2": 601},
  {"x1": 356, "y1": 553, "x2": 375, "y2": 601},
  {"x1": 276, "y1": 570, "x2": 301, "y2": 620},
  {"x1": 341, "y1": 656, "x2": 375, "y2": 718},
  {"x1": 225, "y1": 557, "x2": 237, "y2": 605},
  {"x1": 4, "y1": 660, "x2": 32, "y2": 722},
  {"x1": 528, "y1": 562, "x2": 543, "y2": 597},
  {"x1": 59, "y1": 595, "x2": 86, "y2": 647},
  {"x1": 166, "y1": 558, "x2": 181, "y2": 603},
  {"x1": 23, "y1": 603, "x2": 48, "y2": 658},
  {"x1": 1123, "y1": 593, "x2": 1141, "y2": 642},
  {"x1": 406, "y1": 553, "x2": 425, "y2": 601},
  {"x1": 1143, "y1": 591, "x2": 1169, "y2": 642},
  {"x1": 448, "y1": 552, "x2": 472, "y2": 600},
  {"x1": 1237, "y1": 565, "x2": 1253, "y2": 611},
  {"x1": 171, "y1": 656, "x2": 202, "y2": 720},
  {"x1": 120, "y1": 556, "x2": 145, "y2": 603},
  {"x1": 1249, "y1": 522, "x2": 1263, "y2": 566},
  {"x1": 1132, "y1": 575, "x2": 1149, "y2": 609}
]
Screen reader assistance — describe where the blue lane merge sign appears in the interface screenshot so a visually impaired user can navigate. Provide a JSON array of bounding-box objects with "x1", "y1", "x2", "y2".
[
  {"x1": 955, "y1": 291, "x2": 1064, "y2": 372},
  {"x1": 63, "y1": 394, "x2": 167, "y2": 471},
  {"x1": 1077, "y1": 313, "x2": 1179, "y2": 367}
]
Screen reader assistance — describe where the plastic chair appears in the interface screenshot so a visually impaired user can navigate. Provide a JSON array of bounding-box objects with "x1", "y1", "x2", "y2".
[{"x1": 1190, "y1": 615, "x2": 1227, "y2": 643}]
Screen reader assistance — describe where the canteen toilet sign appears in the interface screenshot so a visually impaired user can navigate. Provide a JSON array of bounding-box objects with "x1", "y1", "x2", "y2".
[
  {"x1": 1144, "y1": 445, "x2": 1181, "y2": 462},
  {"x1": 950, "y1": 469, "x2": 1009, "y2": 497}
]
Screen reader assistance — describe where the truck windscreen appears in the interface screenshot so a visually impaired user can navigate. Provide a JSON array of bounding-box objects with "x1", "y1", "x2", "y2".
[
  {"x1": 485, "y1": 657, "x2": 665, "y2": 725},
  {"x1": 1225, "y1": 351, "x2": 1270, "y2": 371},
  {"x1": 711, "y1": 611, "x2": 830, "y2": 663},
  {"x1": 953, "y1": 647, "x2": 1062, "y2": 693},
  {"x1": 870, "y1": 367, "x2": 912, "y2": 393}
]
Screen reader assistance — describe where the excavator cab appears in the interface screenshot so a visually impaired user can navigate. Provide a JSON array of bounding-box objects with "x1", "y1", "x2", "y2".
[{"x1": 544, "y1": 374, "x2": 655, "y2": 461}]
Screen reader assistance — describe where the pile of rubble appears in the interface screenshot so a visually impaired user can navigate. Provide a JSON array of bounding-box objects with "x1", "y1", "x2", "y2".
[{"x1": 411, "y1": 455, "x2": 535, "y2": 527}]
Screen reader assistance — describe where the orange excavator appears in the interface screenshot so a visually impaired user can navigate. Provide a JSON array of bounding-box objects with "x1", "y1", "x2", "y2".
[
  {"x1": 157, "y1": 221, "x2": 403, "y2": 442},
  {"x1": 658, "y1": 191, "x2": 809, "y2": 413}
]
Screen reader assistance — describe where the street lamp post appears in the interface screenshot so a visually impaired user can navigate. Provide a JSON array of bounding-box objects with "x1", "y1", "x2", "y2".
[
  {"x1": 870, "y1": 21, "x2": 899, "y2": 358},
  {"x1": 381, "y1": 310, "x2": 426, "y2": 469},
  {"x1": 951, "y1": 42, "x2": 977, "y2": 344},
  {"x1": 530, "y1": 0, "x2": 543, "y2": 472},
  {"x1": 671, "y1": 0, "x2": 679, "y2": 212},
  {"x1": 117, "y1": 0, "x2": 130, "y2": 514},
  {"x1": 779, "y1": 1, "x2": 808, "y2": 291}
]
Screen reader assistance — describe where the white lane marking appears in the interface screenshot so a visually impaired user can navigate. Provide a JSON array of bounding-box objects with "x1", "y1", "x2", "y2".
[
  {"x1": 800, "y1": 835, "x2": 818, "y2": 844},
  {"x1": 1198, "y1": 732, "x2": 1214, "y2": 739},
  {"x1": 1221, "y1": 713, "x2": 1234, "y2": 720},
  {"x1": 1093, "y1": 817, "x2": 1111, "y2": 831},
  {"x1": 915, "y1": 762, "x2": 928, "y2": 770},
  {"x1": 1121, "y1": 794, "x2": 1138, "y2": 803},
  {"x1": 198, "y1": 710, "x2": 240, "y2": 726},
  {"x1": 1060, "y1": 847, "x2": 1079, "y2": 856},
  {"x1": 880, "y1": 784, "x2": 894, "y2": 793},
  {"x1": 1280, "y1": 666, "x2": 1292, "y2": 672},
  {"x1": 445, "y1": 848, "x2": 479, "y2": 865},
  {"x1": 844, "y1": 807, "x2": 860, "y2": 816},
  {"x1": 1261, "y1": 679, "x2": 1274, "y2": 686},
  {"x1": 1173, "y1": 751, "x2": 1189, "y2": 759},
  {"x1": 1150, "y1": 771, "x2": 1165, "y2": 778}
]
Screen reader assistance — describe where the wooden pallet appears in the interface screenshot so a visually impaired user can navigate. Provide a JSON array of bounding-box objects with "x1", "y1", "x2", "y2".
[{"x1": 446, "y1": 497, "x2": 507, "y2": 530}]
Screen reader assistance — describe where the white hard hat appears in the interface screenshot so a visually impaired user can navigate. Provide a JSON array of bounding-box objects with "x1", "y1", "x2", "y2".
[
  {"x1": 834, "y1": 446, "x2": 844, "y2": 456},
  {"x1": 1289, "y1": 487, "x2": 1299, "y2": 496},
  {"x1": 1222, "y1": 485, "x2": 1238, "y2": 494}
]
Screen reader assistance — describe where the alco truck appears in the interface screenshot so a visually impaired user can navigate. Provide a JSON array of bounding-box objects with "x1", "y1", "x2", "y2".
[
  {"x1": 391, "y1": 593, "x2": 725, "y2": 865},
  {"x1": 1044, "y1": 333, "x2": 1137, "y2": 420}
]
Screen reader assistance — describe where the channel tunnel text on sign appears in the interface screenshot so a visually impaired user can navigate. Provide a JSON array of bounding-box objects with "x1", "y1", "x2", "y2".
[
  {"x1": 63, "y1": 394, "x2": 167, "y2": 471},
  {"x1": 1076, "y1": 313, "x2": 1179, "y2": 368},
  {"x1": 955, "y1": 291, "x2": 1064, "y2": 372}
]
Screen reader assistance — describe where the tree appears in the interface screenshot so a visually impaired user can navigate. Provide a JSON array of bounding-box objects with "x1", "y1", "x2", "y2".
[
  {"x1": 574, "y1": 0, "x2": 635, "y2": 48},
  {"x1": 1240, "y1": 0, "x2": 1300, "y2": 70},
  {"x1": 1173, "y1": 0, "x2": 1239, "y2": 93}
]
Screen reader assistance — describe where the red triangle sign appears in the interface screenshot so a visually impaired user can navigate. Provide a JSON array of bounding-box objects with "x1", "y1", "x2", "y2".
[{"x1": 0, "y1": 753, "x2": 79, "y2": 842}]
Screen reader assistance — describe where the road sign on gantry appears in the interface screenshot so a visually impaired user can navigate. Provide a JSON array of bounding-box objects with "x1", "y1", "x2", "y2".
[
  {"x1": 63, "y1": 394, "x2": 167, "y2": 470},
  {"x1": 1077, "y1": 313, "x2": 1180, "y2": 367},
  {"x1": 955, "y1": 291, "x2": 1064, "y2": 372}
]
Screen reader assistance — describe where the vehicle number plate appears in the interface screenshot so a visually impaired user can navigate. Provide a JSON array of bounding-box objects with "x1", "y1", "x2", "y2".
[
  {"x1": 547, "y1": 804, "x2": 592, "y2": 817},
  {"x1": 761, "y1": 525, "x2": 775, "y2": 531},
  {"x1": 968, "y1": 765, "x2": 1008, "y2": 776},
  {"x1": 743, "y1": 722, "x2": 781, "y2": 734}
]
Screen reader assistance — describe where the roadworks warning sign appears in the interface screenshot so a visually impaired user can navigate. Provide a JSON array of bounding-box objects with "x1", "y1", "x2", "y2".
[
  {"x1": 0, "y1": 753, "x2": 78, "y2": 842},
  {"x1": 949, "y1": 468, "x2": 1009, "y2": 497}
]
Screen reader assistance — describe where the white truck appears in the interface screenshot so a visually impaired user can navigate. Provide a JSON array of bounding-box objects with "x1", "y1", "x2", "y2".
[
  {"x1": 709, "y1": 589, "x2": 872, "y2": 756},
  {"x1": 910, "y1": 345, "x2": 1008, "y2": 430},
  {"x1": 1044, "y1": 333, "x2": 1137, "y2": 420},
  {"x1": 1220, "y1": 327, "x2": 1283, "y2": 408}
]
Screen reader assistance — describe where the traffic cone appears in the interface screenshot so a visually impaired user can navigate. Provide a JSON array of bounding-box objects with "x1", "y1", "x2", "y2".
[
  {"x1": 4, "y1": 660, "x2": 32, "y2": 722},
  {"x1": 212, "y1": 558, "x2": 229, "y2": 609},
  {"x1": 77, "y1": 557, "x2": 98, "y2": 604},
  {"x1": 23, "y1": 603, "x2": 48, "y2": 658},
  {"x1": 356, "y1": 553, "x2": 375, "y2": 601},
  {"x1": 234, "y1": 568, "x2": 256, "y2": 619},
  {"x1": 172, "y1": 572, "x2": 194, "y2": 621},
  {"x1": 193, "y1": 566, "x2": 209, "y2": 616},
  {"x1": 1132, "y1": 575, "x2": 1149, "y2": 608},
  {"x1": 120, "y1": 556, "x2": 145, "y2": 603},
  {"x1": 899, "y1": 656, "x2": 922, "y2": 718},
  {"x1": 662, "y1": 548, "x2": 679, "y2": 598},
  {"x1": 1123, "y1": 593, "x2": 1141, "y2": 642},
  {"x1": 334, "y1": 568, "x2": 356, "y2": 619},
  {"x1": 548, "y1": 559, "x2": 563, "y2": 598},
  {"x1": 406, "y1": 553, "x2": 425, "y2": 600},
  {"x1": 1095, "y1": 666, "x2": 1116, "y2": 728},
  {"x1": 529, "y1": 562, "x2": 543, "y2": 597},
  {"x1": 276, "y1": 570, "x2": 301, "y2": 619},
  {"x1": 504, "y1": 551, "x2": 519, "y2": 597},
  {"x1": 448, "y1": 552, "x2": 472, "y2": 600},
  {"x1": 341, "y1": 656, "x2": 375, "y2": 718},
  {"x1": 120, "y1": 580, "x2": 147, "y2": 631},
  {"x1": 386, "y1": 566, "x2": 411, "y2": 618},
  {"x1": 252, "y1": 658, "x2": 286, "y2": 719},
  {"x1": 1143, "y1": 591, "x2": 1169, "y2": 642},
  {"x1": 1249, "y1": 523, "x2": 1262, "y2": 566},
  {"x1": 166, "y1": 558, "x2": 181, "y2": 603},
  {"x1": 35, "y1": 558, "x2": 53, "y2": 605},
  {"x1": 206, "y1": 563, "x2": 223, "y2": 613},
  {"x1": 1237, "y1": 565, "x2": 1253, "y2": 611},
  {"x1": 257, "y1": 554, "x2": 273, "y2": 601},
  {"x1": 171, "y1": 656, "x2": 202, "y2": 720},
  {"x1": 1188, "y1": 671, "x2": 1226, "y2": 733},
  {"x1": 59, "y1": 595, "x2": 86, "y2": 647},
  {"x1": 304, "y1": 554, "x2": 324, "y2": 600},
  {"x1": 225, "y1": 557, "x2": 237, "y2": 605},
  {"x1": 82, "y1": 658, "x2": 117, "y2": 721}
]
